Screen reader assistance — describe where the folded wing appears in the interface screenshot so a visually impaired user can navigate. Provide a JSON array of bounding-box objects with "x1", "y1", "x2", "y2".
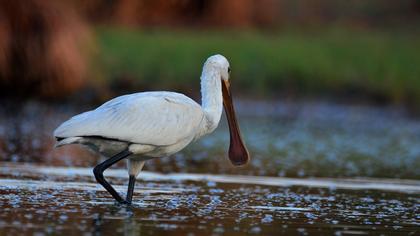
[{"x1": 54, "y1": 92, "x2": 204, "y2": 146}]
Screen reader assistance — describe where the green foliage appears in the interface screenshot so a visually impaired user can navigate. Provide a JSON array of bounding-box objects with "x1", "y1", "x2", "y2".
[{"x1": 96, "y1": 28, "x2": 420, "y2": 104}]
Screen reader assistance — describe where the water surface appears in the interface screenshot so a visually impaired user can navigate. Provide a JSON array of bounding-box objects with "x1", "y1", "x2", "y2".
[{"x1": 0, "y1": 99, "x2": 419, "y2": 235}]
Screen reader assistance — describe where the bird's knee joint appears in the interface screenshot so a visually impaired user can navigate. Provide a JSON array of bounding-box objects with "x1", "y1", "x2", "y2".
[{"x1": 93, "y1": 165, "x2": 104, "y2": 179}]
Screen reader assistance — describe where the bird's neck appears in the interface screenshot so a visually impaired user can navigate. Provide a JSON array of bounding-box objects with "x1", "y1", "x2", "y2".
[{"x1": 199, "y1": 68, "x2": 223, "y2": 136}]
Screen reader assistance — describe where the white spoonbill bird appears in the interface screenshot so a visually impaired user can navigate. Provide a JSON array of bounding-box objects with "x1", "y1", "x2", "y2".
[{"x1": 54, "y1": 54, "x2": 250, "y2": 204}]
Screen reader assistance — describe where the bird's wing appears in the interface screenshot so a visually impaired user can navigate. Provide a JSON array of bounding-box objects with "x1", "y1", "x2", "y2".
[{"x1": 54, "y1": 92, "x2": 204, "y2": 146}]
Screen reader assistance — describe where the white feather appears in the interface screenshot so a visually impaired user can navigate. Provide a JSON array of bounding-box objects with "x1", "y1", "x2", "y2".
[
  {"x1": 54, "y1": 137, "x2": 82, "y2": 148},
  {"x1": 54, "y1": 92, "x2": 204, "y2": 146}
]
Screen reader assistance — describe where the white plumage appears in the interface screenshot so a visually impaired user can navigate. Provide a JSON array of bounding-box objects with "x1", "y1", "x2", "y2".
[
  {"x1": 54, "y1": 92, "x2": 204, "y2": 146},
  {"x1": 53, "y1": 54, "x2": 249, "y2": 204}
]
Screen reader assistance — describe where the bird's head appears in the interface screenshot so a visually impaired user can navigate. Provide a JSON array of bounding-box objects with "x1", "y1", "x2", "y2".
[
  {"x1": 204, "y1": 54, "x2": 231, "y2": 81},
  {"x1": 204, "y1": 54, "x2": 250, "y2": 166}
]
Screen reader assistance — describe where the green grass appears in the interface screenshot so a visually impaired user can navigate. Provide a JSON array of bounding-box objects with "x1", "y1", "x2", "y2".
[{"x1": 95, "y1": 28, "x2": 420, "y2": 104}]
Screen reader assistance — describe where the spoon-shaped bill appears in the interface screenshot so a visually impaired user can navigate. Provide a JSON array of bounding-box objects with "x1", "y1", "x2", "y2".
[{"x1": 221, "y1": 80, "x2": 250, "y2": 166}]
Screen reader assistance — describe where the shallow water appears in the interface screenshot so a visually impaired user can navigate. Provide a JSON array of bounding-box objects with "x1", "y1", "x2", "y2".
[
  {"x1": 0, "y1": 99, "x2": 419, "y2": 235},
  {"x1": 0, "y1": 163, "x2": 419, "y2": 235}
]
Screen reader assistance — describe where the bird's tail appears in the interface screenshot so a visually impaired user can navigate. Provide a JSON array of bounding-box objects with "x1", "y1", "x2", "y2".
[{"x1": 54, "y1": 137, "x2": 82, "y2": 148}]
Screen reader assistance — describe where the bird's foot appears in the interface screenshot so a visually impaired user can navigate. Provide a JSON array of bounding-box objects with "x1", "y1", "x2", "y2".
[{"x1": 117, "y1": 200, "x2": 130, "y2": 205}]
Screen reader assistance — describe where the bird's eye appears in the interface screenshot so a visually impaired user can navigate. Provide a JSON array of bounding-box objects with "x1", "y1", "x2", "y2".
[{"x1": 228, "y1": 67, "x2": 231, "y2": 73}]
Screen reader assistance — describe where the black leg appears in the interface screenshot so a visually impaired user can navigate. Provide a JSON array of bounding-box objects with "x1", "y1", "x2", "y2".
[
  {"x1": 93, "y1": 149, "x2": 132, "y2": 203},
  {"x1": 126, "y1": 175, "x2": 136, "y2": 204}
]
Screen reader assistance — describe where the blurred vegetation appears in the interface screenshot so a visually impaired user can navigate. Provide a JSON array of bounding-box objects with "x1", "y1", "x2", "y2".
[
  {"x1": 1, "y1": 0, "x2": 420, "y2": 107},
  {"x1": 97, "y1": 28, "x2": 420, "y2": 106}
]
